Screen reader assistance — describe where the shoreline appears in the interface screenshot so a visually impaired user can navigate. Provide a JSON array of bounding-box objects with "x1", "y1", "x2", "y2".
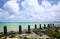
[
  {"x1": 0, "y1": 23, "x2": 60, "y2": 32},
  {"x1": 0, "y1": 24, "x2": 60, "y2": 39}
]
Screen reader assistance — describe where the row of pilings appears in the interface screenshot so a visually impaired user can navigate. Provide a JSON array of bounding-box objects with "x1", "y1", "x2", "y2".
[{"x1": 3, "y1": 24, "x2": 54, "y2": 36}]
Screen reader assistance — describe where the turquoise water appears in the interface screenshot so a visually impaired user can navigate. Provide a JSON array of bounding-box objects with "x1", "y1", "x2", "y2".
[{"x1": 0, "y1": 22, "x2": 60, "y2": 32}]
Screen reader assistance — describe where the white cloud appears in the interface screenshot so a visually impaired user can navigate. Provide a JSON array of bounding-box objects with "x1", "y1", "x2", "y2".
[
  {"x1": 41, "y1": 0, "x2": 52, "y2": 8},
  {"x1": 0, "y1": 9, "x2": 9, "y2": 18},
  {"x1": 21, "y1": 0, "x2": 60, "y2": 22},
  {"x1": 0, "y1": 0, "x2": 60, "y2": 22},
  {"x1": 4, "y1": 0, "x2": 20, "y2": 15},
  {"x1": 21, "y1": 0, "x2": 57, "y2": 21}
]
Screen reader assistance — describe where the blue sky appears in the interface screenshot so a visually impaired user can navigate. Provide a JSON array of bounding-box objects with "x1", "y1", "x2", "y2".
[{"x1": 0, "y1": 0, "x2": 60, "y2": 22}]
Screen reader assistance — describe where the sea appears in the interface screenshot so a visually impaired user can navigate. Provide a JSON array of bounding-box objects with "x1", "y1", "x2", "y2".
[{"x1": 0, "y1": 22, "x2": 60, "y2": 32}]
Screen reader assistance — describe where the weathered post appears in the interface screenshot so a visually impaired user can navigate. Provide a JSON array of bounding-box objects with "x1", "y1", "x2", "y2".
[
  {"x1": 44, "y1": 24, "x2": 46, "y2": 29},
  {"x1": 35, "y1": 24, "x2": 37, "y2": 29},
  {"x1": 19, "y1": 25, "x2": 22, "y2": 34},
  {"x1": 39, "y1": 24, "x2": 41, "y2": 29},
  {"x1": 47, "y1": 24, "x2": 51, "y2": 29},
  {"x1": 53, "y1": 24, "x2": 54, "y2": 26},
  {"x1": 47, "y1": 24, "x2": 50, "y2": 28},
  {"x1": 4, "y1": 26, "x2": 7, "y2": 36},
  {"x1": 28, "y1": 25, "x2": 30, "y2": 33}
]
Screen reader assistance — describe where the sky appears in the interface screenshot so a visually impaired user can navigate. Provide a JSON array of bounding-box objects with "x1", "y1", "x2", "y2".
[{"x1": 0, "y1": 0, "x2": 60, "y2": 22}]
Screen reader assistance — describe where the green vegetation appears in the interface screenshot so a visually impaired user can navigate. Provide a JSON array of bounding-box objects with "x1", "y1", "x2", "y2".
[
  {"x1": 33, "y1": 29, "x2": 43, "y2": 34},
  {"x1": 9, "y1": 34, "x2": 15, "y2": 38},
  {"x1": 33, "y1": 25, "x2": 60, "y2": 39},
  {"x1": 0, "y1": 34, "x2": 7, "y2": 39},
  {"x1": 47, "y1": 27, "x2": 60, "y2": 39},
  {"x1": 9, "y1": 31, "x2": 15, "y2": 38},
  {"x1": 0, "y1": 34, "x2": 3, "y2": 38},
  {"x1": 24, "y1": 36, "x2": 28, "y2": 39}
]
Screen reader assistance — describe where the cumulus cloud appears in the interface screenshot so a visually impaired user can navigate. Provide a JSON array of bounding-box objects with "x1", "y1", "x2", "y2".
[
  {"x1": 0, "y1": 0, "x2": 60, "y2": 22},
  {"x1": 21, "y1": 0, "x2": 60, "y2": 21},
  {"x1": 0, "y1": 9, "x2": 9, "y2": 18},
  {"x1": 41, "y1": 0, "x2": 52, "y2": 8},
  {"x1": 3, "y1": 0, "x2": 20, "y2": 15}
]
